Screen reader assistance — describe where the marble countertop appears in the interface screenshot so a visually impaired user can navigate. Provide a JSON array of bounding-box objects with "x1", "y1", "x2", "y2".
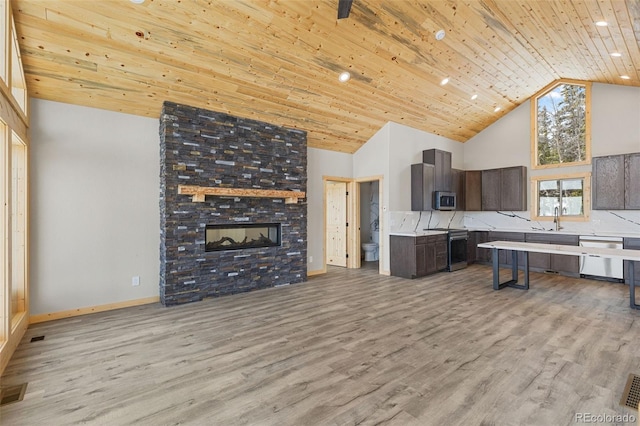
[
  {"x1": 477, "y1": 240, "x2": 640, "y2": 260},
  {"x1": 389, "y1": 227, "x2": 640, "y2": 239},
  {"x1": 389, "y1": 230, "x2": 448, "y2": 237},
  {"x1": 466, "y1": 227, "x2": 640, "y2": 238}
]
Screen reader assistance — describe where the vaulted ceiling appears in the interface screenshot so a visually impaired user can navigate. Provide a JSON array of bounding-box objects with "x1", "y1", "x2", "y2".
[{"x1": 11, "y1": 0, "x2": 640, "y2": 153}]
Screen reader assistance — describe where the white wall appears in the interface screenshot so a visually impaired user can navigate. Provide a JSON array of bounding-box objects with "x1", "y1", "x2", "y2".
[
  {"x1": 30, "y1": 100, "x2": 352, "y2": 309},
  {"x1": 353, "y1": 123, "x2": 390, "y2": 178},
  {"x1": 387, "y1": 122, "x2": 464, "y2": 211},
  {"x1": 591, "y1": 83, "x2": 640, "y2": 156},
  {"x1": 306, "y1": 147, "x2": 352, "y2": 273},
  {"x1": 463, "y1": 100, "x2": 531, "y2": 171},
  {"x1": 462, "y1": 82, "x2": 640, "y2": 234},
  {"x1": 353, "y1": 124, "x2": 390, "y2": 271},
  {"x1": 464, "y1": 83, "x2": 640, "y2": 171},
  {"x1": 30, "y1": 99, "x2": 160, "y2": 315}
]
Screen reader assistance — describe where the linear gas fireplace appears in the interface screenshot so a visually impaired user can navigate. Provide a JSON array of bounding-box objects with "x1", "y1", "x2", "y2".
[{"x1": 205, "y1": 223, "x2": 282, "y2": 252}]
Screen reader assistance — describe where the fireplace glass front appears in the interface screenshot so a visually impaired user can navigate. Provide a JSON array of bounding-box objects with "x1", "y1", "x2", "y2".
[{"x1": 205, "y1": 223, "x2": 281, "y2": 252}]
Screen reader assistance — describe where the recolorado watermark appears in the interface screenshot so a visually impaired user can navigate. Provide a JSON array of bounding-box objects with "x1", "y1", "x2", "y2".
[{"x1": 575, "y1": 412, "x2": 636, "y2": 423}]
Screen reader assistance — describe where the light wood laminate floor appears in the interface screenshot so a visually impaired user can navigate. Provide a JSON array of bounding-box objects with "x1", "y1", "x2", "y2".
[{"x1": 2, "y1": 264, "x2": 639, "y2": 425}]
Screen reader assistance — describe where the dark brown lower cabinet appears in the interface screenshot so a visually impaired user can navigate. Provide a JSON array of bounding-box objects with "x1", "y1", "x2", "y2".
[
  {"x1": 415, "y1": 243, "x2": 427, "y2": 277},
  {"x1": 390, "y1": 234, "x2": 447, "y2": 279},
  {"x1": 623, "y1": 238, "x2": 640, "y2": 284},
  {"x1": 435, "y1": 237, "x2": 448, "y2": 271},
  {"x1": 489, "y1": 231, "x2": 525, "y2": 267},
  {"x1": 524, "y1": 233, "x2": 579, "y2": 277},
  {"x1": 470, "y1": 231, "x2": 491, "y2": 264},
  {"x1": 424, "y1": 242, "x2": 437, "y2": 275},
  {"x1": 525, "y1": 233, "x2": 553, "y2": 270},
  {"x1": 467, "y1": 232, "x2": 477, "y2": 264},
  {"x1": 550, "y1": 252, "x2": 579, "y2": 276},
  {"x1": 527, "y1": 251, "x2": 551, "y2": 270}
]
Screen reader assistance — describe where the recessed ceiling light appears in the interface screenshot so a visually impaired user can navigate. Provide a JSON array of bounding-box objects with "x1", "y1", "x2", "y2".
[
  {"x1": 595, "y1": 21, "x2": 608, "y2": 27},
  {"x1": 610, "y1": 52, "x2": 622, "y2": 57},
  {"x1": 440, "y1": 77, "x2": 449, "y2": 86},
  {"x1": 338, "y1": 71, "x2": 351, "y2": 83},
  {"x1": 435, "y1": 30, "x2": 446, "y2": 41},
  {"x1": 130, "y1": 0, "x2": 145, "y2": 3},
  {"x1": 620, "y1": 75, "x2": 631, "y2": 80},
  {"x1": 494, "y1": 106, "x2": 501, "y2": 112},
  {"x1": 471, "y1": 94, "x2": 478, "y2": 100}
]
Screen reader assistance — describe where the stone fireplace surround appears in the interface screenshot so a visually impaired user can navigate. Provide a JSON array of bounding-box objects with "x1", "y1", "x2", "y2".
[{"x1": 159, "y1": 101, "x2": 307, "y2": 306}]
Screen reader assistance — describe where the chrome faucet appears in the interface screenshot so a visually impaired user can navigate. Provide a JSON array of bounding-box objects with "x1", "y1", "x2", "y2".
[{"x1": 553, "y1": 206, "x2": 561, "y2": 231}]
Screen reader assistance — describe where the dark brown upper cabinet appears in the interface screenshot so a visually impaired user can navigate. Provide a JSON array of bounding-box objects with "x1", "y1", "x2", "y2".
[
  {"x1": 481, "y1": 169, "x2": 502, "y2": 211},
  {"x1": 451, "y1": 168, "x2": 465, "y2": 211},
  {"x1": 464, "y1": 170, "x2": 482, "y2": 211},
  {"x1": 501, "y1": 166, "x2": 527, "y2": 211},
  {"x1": 625, "y1": 153, "x2": 640, "y2": 209},
  {"x1": 482, "y1": 166, "x2": 527, "y2": 211},
  {"x1": 422, "y1": 149, "x2": 452, "y2": 192},
  {"x1": 593, "y1": 153, "x2": 640, "y2": 210},
  {"x1": 411, "y1": 163, "x2": 435, "y2": 211},
  {"x1": 592, "y1": 155, "x2": 624, "y2": 210}
]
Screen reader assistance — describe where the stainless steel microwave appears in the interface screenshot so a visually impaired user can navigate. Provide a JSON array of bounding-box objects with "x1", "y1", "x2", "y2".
[{"x1": 434, "y1": 191, "x2": 456, "y2": 210}]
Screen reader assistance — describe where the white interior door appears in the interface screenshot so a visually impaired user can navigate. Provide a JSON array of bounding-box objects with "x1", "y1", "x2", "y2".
[{"x1": 326, "y1": 181, "x2": 347, "y2": 267}]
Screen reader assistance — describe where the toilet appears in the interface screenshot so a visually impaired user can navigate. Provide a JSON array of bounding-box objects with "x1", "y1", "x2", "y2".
[{"x1": 362, "y1": 230, "x2": 379, "y2": 262}]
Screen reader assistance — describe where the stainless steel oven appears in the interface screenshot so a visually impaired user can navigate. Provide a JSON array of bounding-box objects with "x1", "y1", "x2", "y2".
[
  {"x1": 447, "y1": 229, "x2": 468, "y2": 271},
  {"x1": 428, "y1": 228, "x2": 468, "y2": 271}
]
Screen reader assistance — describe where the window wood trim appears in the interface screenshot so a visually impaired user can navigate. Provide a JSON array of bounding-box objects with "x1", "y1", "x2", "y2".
[
  {"x1": 530, "y1": 78, "x2": 592, "y2": 170},
  {"x1": 530, "y1": 172, "x2": 591, "y2": 222},
  {"x1": 0, "y1": 0, "x2": 30, "y2": 376}
]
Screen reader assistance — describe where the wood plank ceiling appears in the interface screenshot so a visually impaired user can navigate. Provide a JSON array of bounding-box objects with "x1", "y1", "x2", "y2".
[{"x1": 10, "y1": 0, "x2": 640, "y2": 153}]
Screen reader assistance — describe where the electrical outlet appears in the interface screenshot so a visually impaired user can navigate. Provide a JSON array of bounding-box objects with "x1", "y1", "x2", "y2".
[
  {"x1": 132, "y1": 276, "x2": 140, "y2": 286},
  {"x1": 308, "y1": 256, "x2": 313, "y2": 263}
]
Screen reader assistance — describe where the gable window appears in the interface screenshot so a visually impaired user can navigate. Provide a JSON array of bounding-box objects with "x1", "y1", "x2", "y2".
[
  {"x1": 531, "y1": 173, "x2": 590, "y2": 222},
  {"x1": 531, "y1": 80, "x2": 591, "y2": 169}
]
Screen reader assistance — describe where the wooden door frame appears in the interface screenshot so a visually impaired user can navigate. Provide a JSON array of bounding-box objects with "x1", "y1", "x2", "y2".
[
  {"x1": 322, "y1": 175, "x2": 385, "y2": 272},
  {"x1": 355, "y1": 176, "x2": 384, "y2": 273},
  {"x1": 323, "y1": 176, "x2": 358, "y2": 270}
]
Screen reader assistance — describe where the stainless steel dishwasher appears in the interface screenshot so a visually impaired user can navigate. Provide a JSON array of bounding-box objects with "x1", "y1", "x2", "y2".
[{"x1": 579, "y1": 236, "x2": 623, "y2": 281}]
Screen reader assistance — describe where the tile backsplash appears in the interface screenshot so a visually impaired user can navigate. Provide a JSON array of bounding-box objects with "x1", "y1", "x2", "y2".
[
  {"x1": 390, "y1": 209, "x2": 640, "y2": 237},
  {"x1": 389, "y1": 210, "x2": 465, "y2": 232},
  {"x1": 463, "y1": 210, "x2": 640, "y2": 236}
]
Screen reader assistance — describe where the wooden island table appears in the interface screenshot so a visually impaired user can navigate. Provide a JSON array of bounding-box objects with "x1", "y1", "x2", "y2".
[{"x1": 477, "y1": 240, "x2": 640, "y2": 310}]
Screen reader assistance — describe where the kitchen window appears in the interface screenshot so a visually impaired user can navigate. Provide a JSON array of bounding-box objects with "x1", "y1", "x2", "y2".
[
  {"x1": 531, "y1": 173, "x2": 591, "y2": 222},
  {"x1": 531, "y1": 79, "x2": 591, "y2": 170}
]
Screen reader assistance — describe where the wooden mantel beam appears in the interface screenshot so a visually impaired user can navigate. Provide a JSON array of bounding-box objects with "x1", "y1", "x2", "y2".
[{"x1": 178, "y1": 185, "x2": 306, "y2": 204}]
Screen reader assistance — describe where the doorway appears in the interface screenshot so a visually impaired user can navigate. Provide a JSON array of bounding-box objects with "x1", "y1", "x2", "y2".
[
  {"x1": 357, "y1": 177, "x2": 382, "y2": 273},
  {"x1": 323, "y1": 176, "x2": 383, "y2": 273},
  {"x1": 325, "y1": 180, "x2": 348, "y2": 267}
]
